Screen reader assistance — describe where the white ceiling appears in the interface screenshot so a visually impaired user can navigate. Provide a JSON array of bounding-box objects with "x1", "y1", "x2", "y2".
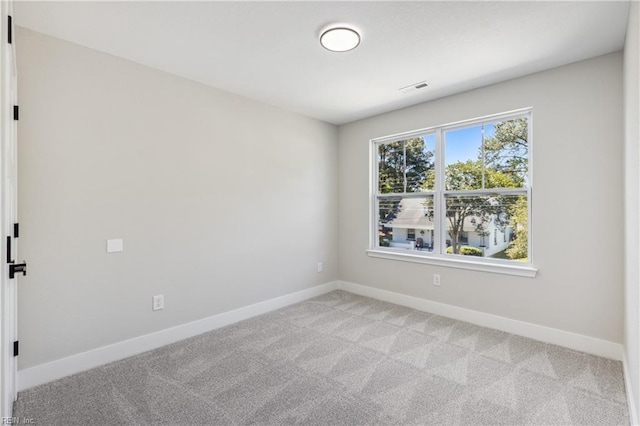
[{"x1": 14, "y1": 1, "x2": 630, "y2": 125}]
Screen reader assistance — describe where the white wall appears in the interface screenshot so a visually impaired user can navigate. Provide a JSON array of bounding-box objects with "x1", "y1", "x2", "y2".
[
  {"x1": 624, "y1": 2, "x2": 640, "y2": 422},
  {"x1": 16, "y1": 28, "x2": 338, "y2": 369},
  {"x1": 339, "y1": 52, "x2": 624, "y2": 344}
]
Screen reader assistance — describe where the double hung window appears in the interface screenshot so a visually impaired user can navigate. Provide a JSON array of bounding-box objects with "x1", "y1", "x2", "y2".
[{"x1": 371, "y1": 110, "x2": 533, "y2": 275}]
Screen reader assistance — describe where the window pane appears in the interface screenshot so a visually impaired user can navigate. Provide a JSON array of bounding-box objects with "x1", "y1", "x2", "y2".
[
  {"x1": 378, "y1": 196, "x2": 434, "y2": 251},
  {"x1": 445, "y1": 126, "x2": 483, "y2": 190},
  {"x1": 377, "y1": 135, "x2": 434, "y2": 194},
  {"x1": 445, "y1": 117, "x2": 529, "y2": 191},
  {"x1": 483, "y1": 118, "x2": 529, "y2": 189},
  {"x1": 408, "y1": 134, "x2": 435, "y2": 192},
  {"x1": 444, "y1": 194, "x2": 528, "y2": 261},
  {"x1": 378, "y1": 141, "x2": 405, "y2": 194}
]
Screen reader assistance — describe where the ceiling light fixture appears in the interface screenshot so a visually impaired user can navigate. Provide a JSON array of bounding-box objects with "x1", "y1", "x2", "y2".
[{"x1": 320, "y1": 26, "x2": 361, "y2": 52}]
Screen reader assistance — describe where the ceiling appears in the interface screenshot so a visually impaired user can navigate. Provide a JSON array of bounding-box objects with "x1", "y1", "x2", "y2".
[{"x1": 14, "y1": 1, "x2": 630, "y2": 125}]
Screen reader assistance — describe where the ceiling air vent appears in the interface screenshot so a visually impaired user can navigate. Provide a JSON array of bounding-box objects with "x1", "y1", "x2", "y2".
[{"x1": 399, "y1": 80, "x2": 429, "y2": 94}]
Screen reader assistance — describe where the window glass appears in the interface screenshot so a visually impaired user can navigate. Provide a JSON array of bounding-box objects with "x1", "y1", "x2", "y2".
[
  {"x1": 443, "y1": 193, "x2": 527, "y2": 260},
  {"x1": 483, "y1": 119, "x2": 529, "y2": 188},
  {"x1": 378, "y1": 196, "x2": 434, "y2": 251},
  {"x1": 445, "y1": 125, "x2": 483, "y2": 191},
  {"x1": 377, "y1": 134, "x2": 435, "y2": 194}
]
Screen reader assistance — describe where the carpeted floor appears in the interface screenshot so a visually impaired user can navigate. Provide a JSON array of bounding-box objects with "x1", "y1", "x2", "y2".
[{"x1": 14, "y1": 290, "x2": 629, "y2": 425}]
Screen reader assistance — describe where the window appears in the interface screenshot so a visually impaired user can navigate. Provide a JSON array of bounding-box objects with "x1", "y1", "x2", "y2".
[{"x1": 371, "y1": 110, "x2": 533, "y2": 275}]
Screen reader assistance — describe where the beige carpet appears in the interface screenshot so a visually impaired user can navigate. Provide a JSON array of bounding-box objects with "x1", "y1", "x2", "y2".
[{"x1": 14, "y1": 290, "x2": 629, "y2": 425}]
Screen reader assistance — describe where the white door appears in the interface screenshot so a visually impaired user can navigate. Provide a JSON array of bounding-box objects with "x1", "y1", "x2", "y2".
[{"x1": 1, "y1": 0, "x2": 19, "y2": 417}]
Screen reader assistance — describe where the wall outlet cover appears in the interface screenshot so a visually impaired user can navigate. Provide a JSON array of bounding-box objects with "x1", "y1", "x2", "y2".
[{"x1": 152, "y1": 295, "x2": 164, "y2": 311}]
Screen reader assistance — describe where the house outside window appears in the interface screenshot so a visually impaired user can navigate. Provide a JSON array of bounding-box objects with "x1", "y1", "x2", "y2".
[
  {"x1": 371, "y1": 109, "x2": 532, "y2": 273},
  {"x1": 459, "y1": 232, "x2": 469, "y2": 244}
]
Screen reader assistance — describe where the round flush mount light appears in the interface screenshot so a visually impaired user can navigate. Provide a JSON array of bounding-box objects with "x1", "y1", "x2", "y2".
[{"x1": 320, "y1": 27, "x2": 361, "y2": 52}]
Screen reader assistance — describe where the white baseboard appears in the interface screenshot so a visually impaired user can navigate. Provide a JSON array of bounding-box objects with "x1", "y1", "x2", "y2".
[
  {"x1": 623, "y1": 350, "x2": 639, "y2": 426},
  {"x1": 336, "y1": 280, "x2": 623, "y2": 361},
  {"x1": 18, "y1": 281, "x2": 339, "y2": 392}
]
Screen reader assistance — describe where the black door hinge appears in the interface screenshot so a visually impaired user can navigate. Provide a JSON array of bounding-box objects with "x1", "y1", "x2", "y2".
[
  {"x1": 9, "y1": 262, "x2": 26, "y2": 279},
  {"x1": 7, "y1": 16, "x2": 12, "y2": 44},
  {"x1": 13, "y1": 106, "x2": 18, "y2": 121},
  {"x1": 13, "y1": 223, "x2": 19, "y2": 238},
  {"x1": 13, "y1": 341, "x2": 18, "y2": 357},
  {"x1": 6, "y1": 236, "x2": 12, "y2": 264}
]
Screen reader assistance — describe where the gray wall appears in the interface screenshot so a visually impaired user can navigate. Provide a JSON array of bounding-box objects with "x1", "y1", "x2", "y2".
[
  {"x1": 16, "y1": 28, "x2": 338, "y2": 369},
  {"x1": 624, "y1": 1, "x2": 640, "y2": 419},
  {"x1": 338, "y1": 52, "x2": 624, "y2": 343}
]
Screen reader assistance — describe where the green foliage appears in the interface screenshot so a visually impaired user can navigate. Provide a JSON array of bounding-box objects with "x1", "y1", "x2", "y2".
[
  {"x1": 483, "y1": 118, "x2": 528, "y2": 186},
  {"x1": 446, "y1": 245, "x2": 483, "y2": 256},
  {"x1": 445, "y1": 161, "x2": 482, "y2": 191},
  {"x1": 460, "y1": 246, "x2": 483, "y2": 256},
  {"x1": 378, "y1": 138, "x2": 434, "y2": 194},
  {"x1": 424, "y1": 168, "x2": 436, "y2": 190},
  {"x1": 506, "y1": 196, "x2": 528, "y2": 260},
  {"x1": 444, "y1": 153, "x2": 523, "y2": 192}
]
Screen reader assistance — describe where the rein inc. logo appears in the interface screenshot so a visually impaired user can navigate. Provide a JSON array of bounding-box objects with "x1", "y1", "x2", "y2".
[{"x1": 2, "y1": 418, "x2": 34, "y2": 425}]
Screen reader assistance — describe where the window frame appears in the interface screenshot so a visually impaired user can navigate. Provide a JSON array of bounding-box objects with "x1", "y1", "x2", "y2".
[{"x1": 368, "y1": 108, "x2": 537, "y2": 278}]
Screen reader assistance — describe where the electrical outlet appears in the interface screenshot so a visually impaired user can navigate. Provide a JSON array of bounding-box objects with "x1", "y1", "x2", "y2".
[
  {"x1": 433, "y1": 274, "x2": 441, "y2": 286},
  {"x1": 317, "y1": 262, "x2": 323, "y2": 273},
  {"x1": 152, "y1": 295, "x2": 164, "y2": 311}
]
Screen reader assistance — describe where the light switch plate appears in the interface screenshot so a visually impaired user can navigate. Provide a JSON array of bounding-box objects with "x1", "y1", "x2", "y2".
[{"x1": 106, "y1": 239, "x2": 123, "y2": 253}]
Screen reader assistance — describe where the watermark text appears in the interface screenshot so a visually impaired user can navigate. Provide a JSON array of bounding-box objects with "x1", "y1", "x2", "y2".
[{"x1": 2, "y1": 417, "x2": 34, "y2": 425}]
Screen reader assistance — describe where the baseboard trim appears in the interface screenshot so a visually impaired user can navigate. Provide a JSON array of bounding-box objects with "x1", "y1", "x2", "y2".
[
  {"x1": 18, "y1": 281, "x2": 339, "y2": 392},
  {"x1": 623, "y1": 350, "x2": 639, "y2": 425},
  {"x1": 336, "y1": 280, "x2": 623, "y2": 361}
]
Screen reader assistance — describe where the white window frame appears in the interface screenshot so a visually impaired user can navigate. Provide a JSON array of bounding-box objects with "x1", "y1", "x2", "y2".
[{"x1": 368, "y1": 108, "x2": 537, "y2": 278}]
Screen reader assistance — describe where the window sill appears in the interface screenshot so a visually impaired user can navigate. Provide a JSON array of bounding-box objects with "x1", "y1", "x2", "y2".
[{"x1": 366, "y1": 249, "x2": 538, "y2": 278}]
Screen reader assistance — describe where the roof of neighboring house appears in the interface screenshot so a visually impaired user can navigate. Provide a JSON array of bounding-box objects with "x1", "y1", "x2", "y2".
[
  {"x1": 383, "y1": 198, "x2": 435, "y2": 230},
  {"x1": 383, "y1": 198, "x2": 498, "y2": 232}
]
